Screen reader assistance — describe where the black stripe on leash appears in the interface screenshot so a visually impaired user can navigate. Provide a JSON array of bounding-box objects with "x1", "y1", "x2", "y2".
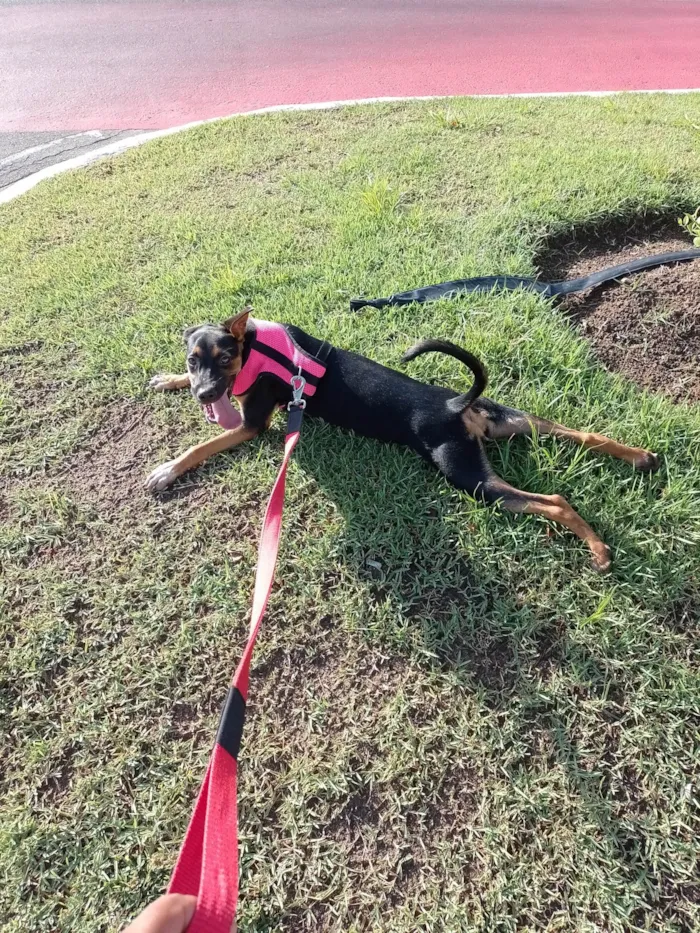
[{"x1": 216, "y1": 687, "x2": 246, "y2": 760}]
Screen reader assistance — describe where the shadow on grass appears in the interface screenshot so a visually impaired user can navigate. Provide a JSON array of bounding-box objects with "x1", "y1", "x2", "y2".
[{"x1": 245, "y1": 412, "x2": 695, "y2": 918}]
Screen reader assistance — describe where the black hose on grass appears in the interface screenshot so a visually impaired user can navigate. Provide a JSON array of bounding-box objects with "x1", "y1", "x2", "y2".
[{"x1": 349, "y1": 248, "x2": 700, "y2": 311}]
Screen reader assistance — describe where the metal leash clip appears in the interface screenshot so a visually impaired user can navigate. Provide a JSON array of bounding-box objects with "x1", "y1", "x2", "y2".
[{"x1": 288, "y1": 367, "x2": 307, "y2": 410}]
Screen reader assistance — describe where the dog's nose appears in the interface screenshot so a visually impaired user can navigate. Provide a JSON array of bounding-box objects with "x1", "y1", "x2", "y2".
[{"x1": 197, "y1": 386, "x2": 219, "y2": 404}]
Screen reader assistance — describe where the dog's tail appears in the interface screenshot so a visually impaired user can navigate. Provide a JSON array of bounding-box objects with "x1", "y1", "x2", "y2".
[{"x1": 402, "y1": 339, "x2": 487, "y2": 413}]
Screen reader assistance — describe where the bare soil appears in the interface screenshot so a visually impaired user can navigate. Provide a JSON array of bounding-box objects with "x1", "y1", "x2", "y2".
[
  {"x1": 58, "y1": 400, "x2": 164, "y2": 512},
  {"x1": 540, "y1": 220, "x2": 700, "y2": 403}
]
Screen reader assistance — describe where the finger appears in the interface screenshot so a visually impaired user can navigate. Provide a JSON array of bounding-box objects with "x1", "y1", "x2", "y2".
[{"x1": 123, "y1": 894, "x2": 197, "y2": 933}]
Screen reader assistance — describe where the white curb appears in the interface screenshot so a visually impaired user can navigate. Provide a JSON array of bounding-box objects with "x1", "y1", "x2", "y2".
[{"x1": 2, "y1": 89, "x2": 700, "y2": 206}]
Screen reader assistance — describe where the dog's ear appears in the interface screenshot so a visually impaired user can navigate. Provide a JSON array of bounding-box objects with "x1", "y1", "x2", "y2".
[
  {"x1": 221, "y1": 306, "x2": 252, "y2": 340},
  {"x1": 183, "y1": 324, "x2": 200, "y2": 344}
]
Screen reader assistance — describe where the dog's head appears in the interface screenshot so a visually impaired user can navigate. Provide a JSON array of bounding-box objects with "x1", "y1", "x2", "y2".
[{"x1": 183, "y1": 307, "x2": 251, "y2": 405}]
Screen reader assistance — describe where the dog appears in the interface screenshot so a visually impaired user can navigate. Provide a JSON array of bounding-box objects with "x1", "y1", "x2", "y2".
[{"x1": 146, "y1": 308, "x2": 660, "y2": 571}]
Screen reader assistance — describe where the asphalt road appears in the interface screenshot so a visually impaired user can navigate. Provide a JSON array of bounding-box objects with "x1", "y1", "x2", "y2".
[
  {"x1": 0, "y1": 130, "x2": 143, "y2": 190},
  {"x1": 1, "y1": 0, "x2": 699, "y2": 191}
]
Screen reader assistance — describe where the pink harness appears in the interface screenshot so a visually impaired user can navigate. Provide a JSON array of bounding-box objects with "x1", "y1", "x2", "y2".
[{"x1": 203, "y1": 318, "x2": 328, "y2": 430}]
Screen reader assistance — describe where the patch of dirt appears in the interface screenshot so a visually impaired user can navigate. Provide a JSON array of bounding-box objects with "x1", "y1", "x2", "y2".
[
  {"x1": 0, "y1": 339, "x2": 44, "y2": 359},
  {"x1": 539, "y1": 218, "x2": 700, "y2": 403},
  {"x1": 327, "y1": 787, "x2": 382, "y2": 838},
  {"x1": 655, "y1": 588, "x2": 700, "y2": 665},
  {"x1": 659, "y1": 588, "x2": 700, "y2": 636},
  {"x1": 531, "y1": 620, "x2": 567, "y2": 680},
  {"x1": 50, "y1": 399, "x2": 265, "y2": 534},
  {"x1": 35, "y1": 742, "x2": 77, "y2": 804},
  {"x1": 3, "y1": 397, "x2": 220, "y2": 572},
  {"x1": 56, "y1": 399, "x2": 164, "y2": 513},
  {"x1": 168, "y1": 701, "x2": 212, "y2": 743}
]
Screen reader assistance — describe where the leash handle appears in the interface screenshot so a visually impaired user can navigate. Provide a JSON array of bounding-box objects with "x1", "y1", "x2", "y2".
[{"x1": 168, "y1": 402, "x2": 305, "y2": 933}]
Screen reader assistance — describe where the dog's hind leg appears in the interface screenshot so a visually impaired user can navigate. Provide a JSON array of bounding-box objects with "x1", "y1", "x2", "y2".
[
  {"x1": 431, "y1": 435, "x2": 612, "y2": 572},
  {"x1": 476, "y1": 400, "x2": 659, "y2": 472}
]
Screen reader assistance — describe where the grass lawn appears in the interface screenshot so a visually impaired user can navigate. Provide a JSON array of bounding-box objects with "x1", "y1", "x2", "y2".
[{"x1": 1, "y1": 95, "x2": 700, "y2": 933}]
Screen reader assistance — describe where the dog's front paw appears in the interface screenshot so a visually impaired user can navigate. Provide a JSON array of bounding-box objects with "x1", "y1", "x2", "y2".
[
  {"x1": 149, "y1": 373, "x2": 186, "y2": 392},
  {"x1": 145, "y1": 460, "x2": 180, "y2": 491}
]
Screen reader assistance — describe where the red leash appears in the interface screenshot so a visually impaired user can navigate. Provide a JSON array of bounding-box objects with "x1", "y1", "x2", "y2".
[{"x1": 168, "y1": 375, "x2": 307, "y2": 933}]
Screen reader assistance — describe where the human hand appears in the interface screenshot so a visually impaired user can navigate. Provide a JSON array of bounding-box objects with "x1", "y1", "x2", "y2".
[
  {"x1": 123, "y1": 894, "x2": 195, "y2": 933},
  {"x1": 122, "y1": 894, "x2": 237, "y2": 932}
]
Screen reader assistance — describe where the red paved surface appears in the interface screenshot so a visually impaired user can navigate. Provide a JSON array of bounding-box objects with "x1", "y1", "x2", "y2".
[{"x1": 1, "y1": 0, "x2": 699, "y2": 132}]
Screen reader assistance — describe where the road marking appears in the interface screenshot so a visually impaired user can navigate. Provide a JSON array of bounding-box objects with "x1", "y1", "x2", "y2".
[
  {"x1": 0, "y1": 131, "x2": 105, "y2": 167},
  {"x1": 2, "y1": 89, "x2": 700, "y2": 206}
]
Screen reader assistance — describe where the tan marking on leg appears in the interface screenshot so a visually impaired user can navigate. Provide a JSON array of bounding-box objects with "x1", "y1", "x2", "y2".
[
  {"x1": 501, "y1": 489, "x2": 611, "y2": 572},
  {"x1": 145, "y1": 424, "x2": 258, "y2": 491},
  {"x1": 487, "y1": 410, "x2": 659, "y2": 472},
  {"x1": 461, "y1": 407, "x2": 489, "y2": 439},
  {"x1": 175, "y1": 423, "x2": 258, "y2": 474},
  {"x1": 540, "y1": 421, "x2": 658, "y2": 472}
]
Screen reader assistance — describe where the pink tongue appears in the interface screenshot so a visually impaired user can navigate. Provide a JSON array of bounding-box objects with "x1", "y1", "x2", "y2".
[{"x1": 209, "y1": 393, "x2": 242, "y2": 430}]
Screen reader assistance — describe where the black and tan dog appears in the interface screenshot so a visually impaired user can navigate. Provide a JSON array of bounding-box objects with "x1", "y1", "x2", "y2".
[{"x1": 146, "y1": 309, "x2": 660, "y2": 571}]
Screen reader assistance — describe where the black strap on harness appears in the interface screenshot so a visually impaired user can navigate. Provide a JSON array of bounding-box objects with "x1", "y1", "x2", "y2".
[
  {"x1": 314, "y1": 340, "x2": 333, "y2": 365},
  {"x1": 283, "y1": 324, "x2": 333, "y2": 369},
  {"x1": 349, "y1": 247, "x2": 700, "y2": 311},
  {"x1": 250, "y1": 337, "x2": 326, "y2": 387}
]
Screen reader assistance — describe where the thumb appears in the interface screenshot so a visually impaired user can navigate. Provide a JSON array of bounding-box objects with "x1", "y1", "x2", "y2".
[{"x1": 123, "y1": 894, "x2": 197, "y2": 933}]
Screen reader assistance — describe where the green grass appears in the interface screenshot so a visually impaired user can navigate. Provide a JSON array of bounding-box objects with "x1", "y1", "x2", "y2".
[{"x1": 1, "y1": 95, "x2": 700, "y2": 933}]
